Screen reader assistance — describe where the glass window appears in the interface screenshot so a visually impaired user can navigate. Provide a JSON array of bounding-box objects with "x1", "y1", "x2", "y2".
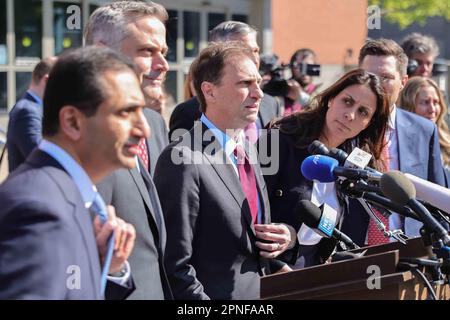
[
  {"x1": 164, "y1": 71, "x2": 177, "y2": 104},
  {"x1": 16, "y1": 72, "x2": 32, "y2": 101},
  {"x1": 208, "y1": 13, "x2": 225, "y2": 33},
  {"x1": 0, "y1": 72, "x2": 6, "y2": 110},
  {"x1": 183, "y1": 11, "x2": 200, "y2": 58},
  {"x1": 0, "y1": 0, "x2": 7, "y2": 64},
  {"x1": 54, "y1": 2, "x2": 83, "y2": 55},
  {"x1": 89, "y1": 4, "x2": 99, "y2": 15},
  {"x1": 166, "y1": 10, "x2": 178, "y2": 62},
  {"x1": 15, "y1": 0, "x2": 42, "y2": 59},
  {"x1": 231, "y1": 14, "x2": 248, "y2": 23}
]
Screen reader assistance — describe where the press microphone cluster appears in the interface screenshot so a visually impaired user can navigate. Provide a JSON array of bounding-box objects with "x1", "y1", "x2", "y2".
[
  {"x1": 308, "y1": 140, "x2": 378, "y2": 172},
  {"x1": 307, "y1": 141, "x2": 450, "y2": 218},
  {"x1": 380, "y1": 171, "x2": 450, "y2": 246},
  {"x1": 295, "y1": 199, "x2": 359, "y2": 250},
  {"x1": 304, "y1": 141, "x2": 450, "y2": 246},
  {"x1": 301, "y1": 154, "x2": 382, "y2": 183}
]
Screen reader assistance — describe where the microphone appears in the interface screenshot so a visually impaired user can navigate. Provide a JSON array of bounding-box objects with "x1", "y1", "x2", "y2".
[
  {"x1": 307, "y1": 140, "x2": 330, "y2": 157},
  {"x1": 308, "y1": 141, "x2": 380, "y2": 173},
  {"x1": 296, "y1": 199, "x2": 359, "y2": 249},
  {"x1": 338, "y1": 179, "x2": 421, "y2": 222},
  {"x1": 301, "y1": 155, "x2": 382, "y2": 183},
  {"x1": 380, "y1": 171, "x2": 450, "y2": 245},
  {"x1": 404, "y1": 173, "x2": 450, "y2": 216}
]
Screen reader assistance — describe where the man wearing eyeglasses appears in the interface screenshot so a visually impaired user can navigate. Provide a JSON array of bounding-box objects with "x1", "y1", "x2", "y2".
[{"x1": 340, "y1": 39, "x2": 446, "y2": 245}]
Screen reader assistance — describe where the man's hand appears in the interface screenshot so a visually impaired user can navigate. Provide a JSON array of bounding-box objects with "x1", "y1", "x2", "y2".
[
  {"x1": 254, "y1": 223, "x2": 296, "y2": 258},
  {"x1": 93, "y1": 205, "x2": 136, "y2": 274},
  {"x1": 273, "y1": 264, "x2": 292, "y2": 274}
]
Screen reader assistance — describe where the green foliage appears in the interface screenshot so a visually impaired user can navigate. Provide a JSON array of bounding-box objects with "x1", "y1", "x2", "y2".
[{"x1": 369, "y1": 0, "x2": 450, "y2": 29}]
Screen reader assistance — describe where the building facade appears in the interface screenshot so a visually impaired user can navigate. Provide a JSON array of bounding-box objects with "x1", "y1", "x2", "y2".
[{"x1": 0, "y1": 0, "x2": 270, "y2": 114}]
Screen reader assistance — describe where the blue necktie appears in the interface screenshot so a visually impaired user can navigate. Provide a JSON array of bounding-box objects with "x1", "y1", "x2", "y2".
[{"x1": 90, "y1": 193, "x2": 115, "y2": 296}]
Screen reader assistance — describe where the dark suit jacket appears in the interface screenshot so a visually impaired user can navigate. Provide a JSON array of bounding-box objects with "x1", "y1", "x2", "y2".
[
  {"x1": 168, "y1": 95, "x2": 281, "y2": 142},
  {"x1": 341, "y1": 108, "x2": 446, "y2": 246},
  {"x1": 96, "y1": 109, "x2": 172, "y2": 300},
  {"x1": 7, "y1": 92, "x2": 43, "y2": 172},
  {"x1": 154, "y1": 122, "x2": 284, "y2": 300},
  {"x1": 259, "y1": 130, "x2": 341, "y2": 266},
  {"x1": 144, "y1": 108, "x2": 169, "y2": 176},
  {"x1": 0, "y1": 149, "x2": 132, "y2": 299}
]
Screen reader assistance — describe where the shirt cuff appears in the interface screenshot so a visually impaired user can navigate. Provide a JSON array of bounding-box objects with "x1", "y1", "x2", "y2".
[{"x1": 106, "y1": 261, "x2": 131, "y2": 286}]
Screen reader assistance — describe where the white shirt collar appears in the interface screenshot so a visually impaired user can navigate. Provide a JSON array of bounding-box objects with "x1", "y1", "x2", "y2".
[
  {"x1": 38, "y1": 139, "x2": 97, "y2": 209},
  {"x1": 388, "y1": 105, "x2": 397, "y2": 131}
]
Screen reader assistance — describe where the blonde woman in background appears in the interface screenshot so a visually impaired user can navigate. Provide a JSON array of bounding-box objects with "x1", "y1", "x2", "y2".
[{"x1": 398, "y1": 77, "x2": 450, "y2": 184}]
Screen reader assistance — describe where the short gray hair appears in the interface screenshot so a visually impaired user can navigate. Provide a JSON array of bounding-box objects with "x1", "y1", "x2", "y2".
[
  {"x1": 208, "y1": 21, "x2": 257, "y2": 42},
  {"x1": 84, "y1": 1, "x2": 168, "y2": 49},
  {"x1": 401, "y1": 33, "x2": 440, "y2": 58}
]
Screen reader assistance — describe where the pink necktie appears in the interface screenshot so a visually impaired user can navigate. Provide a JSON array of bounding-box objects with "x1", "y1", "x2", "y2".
[
  {"x1": 234, "y1": 145, "x2": 258, "y2": 224},
  {"x1": 137, "y1": 138, "x2": 149, "y2": 171},
  {"x1": 244, "y1": 122, "x2": 258, "y2": 144}
]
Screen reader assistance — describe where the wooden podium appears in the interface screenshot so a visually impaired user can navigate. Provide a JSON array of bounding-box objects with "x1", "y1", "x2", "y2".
[{"x1": 261, "y1": 237, "x2": 450, "y2": 300}]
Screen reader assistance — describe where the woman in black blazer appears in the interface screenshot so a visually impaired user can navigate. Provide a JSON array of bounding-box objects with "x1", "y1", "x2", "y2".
[{"x1": 259, "y1": 69, "x2": 390, "y2": 268}]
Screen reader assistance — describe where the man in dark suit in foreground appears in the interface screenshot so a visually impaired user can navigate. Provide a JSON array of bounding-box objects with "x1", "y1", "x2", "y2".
[
  {"x1": 154, "y1": 42, "x2": 294, "y2": 300},
  {"x1": 169, "y1": 21, "x2": 281, "y2": 142},
  {"x1": 85, "y1": 1, "x2": 172, "y2": 299},
  {"x1": 0, "y1": 47, "x2": 140, "y2": 299},
  {"x1": 7, "y1": 57, "x2": 57, "y2": 172}
]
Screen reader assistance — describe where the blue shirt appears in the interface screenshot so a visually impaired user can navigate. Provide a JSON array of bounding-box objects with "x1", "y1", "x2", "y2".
[{"x1": 39, "y1": 140, "x2": 97, "y2": 208}]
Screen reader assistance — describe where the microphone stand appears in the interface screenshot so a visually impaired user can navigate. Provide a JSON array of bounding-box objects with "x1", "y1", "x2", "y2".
[
  {"x1": 342, "y1": 180, "x2": 450, "y2": 290},
  {"x1": 338, "y1": 179, "x2": 410, "y2": 244}
]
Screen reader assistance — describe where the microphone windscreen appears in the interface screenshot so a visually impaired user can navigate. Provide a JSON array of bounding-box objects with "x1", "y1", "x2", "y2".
[
  {"x1": 329, "y1": 148, "x2": 348, "y2": 165},
  {"x1": 301, "y1": 155, "x2": 338, "y2": 183},
  {"x1": 296, "y1": 199, "x2": 322, "y2": 228},
  {"x1": 308, "y1": 140, "x2": 329, "y2": 156},
  {"x1": 380, "y1": 170, "x2": 416, "y2": 205}
]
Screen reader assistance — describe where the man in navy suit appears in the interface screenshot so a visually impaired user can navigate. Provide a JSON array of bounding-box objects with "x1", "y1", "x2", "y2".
[
  {"x1": 0, "y1": 47, "x2": 142, "y2": 299},
  {"x1": 169, "y1": 21, "x2": 281, "y2": 142},
  {"x1": 341, "y1": 39, "x2": 446, "y2": 244},
  {"x1": 6, "y1": 57, "x2": 57, "y2": 172}
]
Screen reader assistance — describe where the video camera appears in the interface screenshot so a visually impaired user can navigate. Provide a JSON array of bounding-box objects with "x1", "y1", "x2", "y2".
[
  {"x1": 259, "y1": 54, "x2": 321, "y2": 97},
  {"x1": 407, "y1": 58, "x2": 449, "y2": 77}
]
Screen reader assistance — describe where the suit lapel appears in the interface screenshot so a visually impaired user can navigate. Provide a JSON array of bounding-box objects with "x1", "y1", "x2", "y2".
[
  {"x1": 129, "y1": 164, "x2": 161, "y2": 239},
  {"x1": 195, "y1": 123, "x2": 257, "y2": 235},
  {"x1": 71, "y1": 197, "x2": 102, "y2": 297},
  {"x1": 145, "y1": 135, "x2": 157, "y2": 177},
  {"x1": 396, "y1": 109, "x2": 419, "y2": 171},
  {"x1": 138, "y1": 160, "x2": 166, "y2": 245},
  {"x1": 29, "y1": 150, "x2": 101, "y2": 295}
]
